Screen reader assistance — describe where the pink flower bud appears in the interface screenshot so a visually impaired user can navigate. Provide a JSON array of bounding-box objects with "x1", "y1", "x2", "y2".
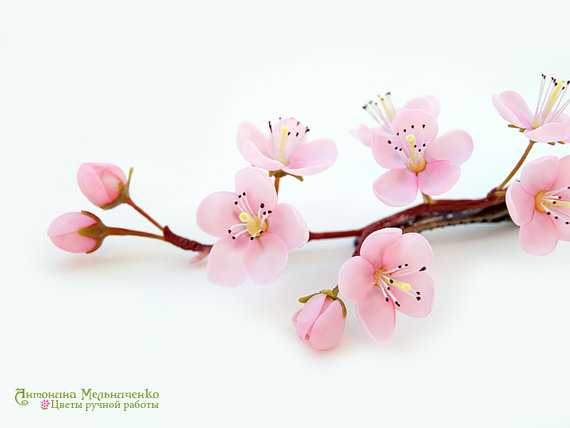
[
  {"x1": 292, "y1": 292, "x2": 346, "y2": 351},
  {"x1": 47, "y1": 211, "x2": 108, "y2": 253},
  {"x1": 77, "y1": 162, "x2": 129, "y2": 209}
]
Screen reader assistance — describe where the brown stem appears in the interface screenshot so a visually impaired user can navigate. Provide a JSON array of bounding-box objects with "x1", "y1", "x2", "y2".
[
  {"x1": 163, "y1": 226, "x2": 212, "y2": 252},
  {"x1": 496, "y1": 140, "x2": 535, "y2": 191},
  {"x1": 107, "y1": 227, "x2": 165, "y2": 240},
  {"x1": 274, "y1": 176, "x2": 281, "y2": 195},
  {"x1": 127, "y1": 198, "x2": 164, "y2": 231}
]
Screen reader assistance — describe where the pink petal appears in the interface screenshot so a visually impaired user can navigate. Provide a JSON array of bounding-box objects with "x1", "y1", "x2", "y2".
[
  {"x1": 382, "y1": 233, "x2": 433, "y2": 272},
  {"x1": 206, "y1": 234, "x2": 249, "y2": 287},
  {"x1": 234, "y1": 168, "x2": 277, "y2": 211},
  {"x1": 244, "y1": 232, "x2": 288, "y2": 285},
  {"x1": 337, "y1": 256, "x2": 375, "y2": 302},
  {"x1": 237, "y1": 121, "x2": 273, "y2": 157},
  {"x1": 391, "y1": 109, "x2": 439, "y2": 146},
  {"x1": 519, "y1": 211, "x2": 559, "y2": 255},
  {"x1": 402, "y1": 95, "x2": 440, "y2": 118},
  {"x1": 425, "y1": 130, "x2": 473, "y2": 165},
  {"x1": 238, "y1": 139, "x2": 285, "y2": 171},
  {"x1": 47, "y1": 212, "x2": 98, "y2": 253},
  {"x1": 293, "y1": 293, "x2": 327, "y2": 342},
  {"x1": 373, "y1": 169, "x2": 418, "y2": 207},
  {"x1": 554, "y1": 211, "x2": 570, "y2": 242},
  {"x1": 390, "y1": 272, "x2": 434, "y2": 318},
  {"x1": 505, "y1": 182, "x2": 535, "y2": 226},
  {"x1": 309, "y1": 300, "x2": 345, "y2": 351},
  {"x1": 551, "y1": 155, "x2": 570, "y2": 191},
  {"x1": 520, "y1": 156, "x2": 560, "y2": 195},
  {"x1": 524, "y1": 123, "x2": 570, "y2": 143},
  {"x1": 359, "y1": 228, "x2": 402, "y2": 268},
  {"x1": 350, "y1": 124, "x2": 375, "y2": 147},
  {"x1": 370, "y1": 131, "x2": 408, "y2": 169},
  {"x1": 283, "y1": 138, "x2": 337, "y2": 176},
  {"x1": 356, "y1": 287, "x2": 396, "y2": 343},
  {"x1": 267, "y1": 203, "x2": 308, "y2": 250},
  {"x1": 417, "y1": 160, "x2": 460, "y2": 195},
  {"x1": 77, "y1": 163, "x2": 126, "y2": 207},
  {"x1": 492, "y1": 91, "x2": 533, "y2": 129},
  {"x1": 196, "y1": 191, "x2": 240, "y2": 237}
]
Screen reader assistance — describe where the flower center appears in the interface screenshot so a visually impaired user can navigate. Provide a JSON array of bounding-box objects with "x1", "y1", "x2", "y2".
[
  {"x1": 373, "y1": 265, "x2": 426, "y2": 307},
  {"x1": 532, "y1": 75, "x2": 569, "y2": 129},
  {"x1": 384, "y1": 125, "x2": 428, "y2": 174},
  {"x1": 269, "y1": 119, "x2": 309, "y2": 165},
  {"x1": 228, "y1": 192, "x2": 272, "y2": 241},
  {"x1": 534, "y1": 186, "x2": 570, "y2": 225}
]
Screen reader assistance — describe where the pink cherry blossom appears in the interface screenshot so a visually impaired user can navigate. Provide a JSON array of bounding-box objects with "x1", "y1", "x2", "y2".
[
  {"x1": 48, "y1": 212, "x2": 101, "y2": 253},
  {"x1": 338, "y1": 228, "x2": 434, "y2": 343},
  {"x1": 352, "y1": 93, "x2": 440, "y2": 147},
  {"x1": 506, "y1": 155, "x2": 570, "y2": 255},
  {"x1": 371, "y1": 109, "x2": 473, "y2": 206},
  {"x1": 237, "y1": 118, "x2": 337, "y2": 176},
  {"x1": 77, "y1": 162, "x2": 128, "y2": 208},
  {"x1": 292, "y1": 292, "x2": 346, "y2": 351},
  {"x1": 493, "y1": 75, "x2": 570, "y2": 144},
  {"x1": 196, "y1": 167, "x2": 309, "y2": 286}
]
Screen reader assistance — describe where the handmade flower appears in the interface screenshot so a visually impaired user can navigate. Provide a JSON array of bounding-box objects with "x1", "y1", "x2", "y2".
[
  {"x1": 77, "y1": 162, "x2": 129, "y2": 209},
  {"x1": 338, "y1": 228, "x2": 434, "y2": 342},
  {"x1": 196, "y1": 167, "x2": 309, "y2": 286},
  {"x1": 47, "y1": 211, "x2": 107, "y2": 253},
  {"x1": 352, "y1": 93, "x2": 440, "y2": 147},
  {"x1": 371, "y1": 109, "x2": 473, "y2": 206},
  {"x1": 237, "y1": 118, "x2": 337, "y2": 176},
  {"x1": 493, "y1": 75, "x2": 570, "y2": 144},
  {"x1": 292, "y1": 292, "x2": 346, "y2": 351},
  {"x1": 506, "y1": 155, "x2": 570, "y2": 255}
]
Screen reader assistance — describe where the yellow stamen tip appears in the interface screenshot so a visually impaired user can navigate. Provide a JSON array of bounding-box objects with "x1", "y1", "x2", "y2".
[
  {"x1": 239, "y1": 212, "x2": 250, "y2": 222},
  {"x1": 406, "y1": 134, "x2": 415, "y2": 144}
]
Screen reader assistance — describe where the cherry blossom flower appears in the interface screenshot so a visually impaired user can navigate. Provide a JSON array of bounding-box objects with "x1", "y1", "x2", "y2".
[
  {"x1": 237, "y1": 118, "x2": 337, "y2": 176},
  {"x1": 352, "y1": 93, "x2": 440, "y2": 147},
  {"x1": 292, "y1": 292, "x2": 346, "y2": 351},
  {"x1": 506, "y1": 155, "x2": 570, "y2": 255},
  {"x1": 77, "y1": 162, "x2": 129, "y2": 209},
  {"x1": 338, "y1": 228, "x2": 434, "y2": 342},
  {"x1": 48, "y1": 211, "x2": 107, "y2": 253},
  {"x1": 371, "y1": 109, "x2": 473, "y2": 206},
  {"x1": 196, "y1": 168, "x2": 309, "y2": 286},
  {"x1": 493, "y1": 75, "x2": 570, "y2": 144}
]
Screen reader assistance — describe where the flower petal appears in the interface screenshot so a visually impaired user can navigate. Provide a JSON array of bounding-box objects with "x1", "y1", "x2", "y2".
[
  {"x1": 350, "y1": 124, "x2": 375, "y2": 147},
  {"x1": 206, "y1": 234, "x2": 249, "y2": 287},
  {"x1": 492, "y1": 91, "x2": 533, "y2": 129},
  {"x1": 196, "y1": 191, "x2": 240, "y2": 237},
  {"x1": 425, "y1": 129, "x2": 473, "y2": 165},
  {"x1": 234, "y1": 167, "x2": 278, "y2": 211},
  {"x1": 506, "y1": 182, "x2": 535, "y2": 226},
  {"x1": 244, "y1": 232, "x2": 288, "y2": 285},
  {"x1": 520, "y1": 156, "x2": 559, "y2": 195},
  {"x1": 309, "y1": 299, "x2": 345, "y2": 351},
  {"x1": 284, "y1": 138, "x2": 337, "y2": 176},
  {"x1": 338, "y1": 256, "x2": 376, "y2": 302},
  {"x1": 237, "y1": 121, "x2": 273, "y2": 156},
  {"x1": 519, "y1": 212, "x2": 559, "y2": 255},
  {"x1": 524, "y1": 123, "x2": 570, "y2": 143},
  {"x1": 551, "y1": 155, "x2": 570, "y2": 191},
  {"x1": 238, "y1": 139, "x2": 285, "y2": 171},
  {"x1": 267, "y1": 203, "x2": 308, "y2": 250},
  {"x1": 359, "y1": 228, "x2": 402, "y2": 268},
  {"x1": 391, "y1": 109, "x2": 439, "y2": 146},
  {"x1": 370, "y1": 131, "x2": 408, "y2": 169},
  {"x1": 390, "y1": 272, "x2": 434, "y2": 318},
  {"x1": 373, "y1": 169, "x2": 418, "y2": 207},
  {"x1": 356, "y1": 287, "x2": 396, "y2": 343},
  {"x1": 382, "y1": 233, "x2": 433, "y2": 272},
  {"x1": 402, "y1": 95, "x2": 440, "y2": 118},
  {"x1": 417, "y1": 160, "x2": 460, "y2": 195},
  {"x1": 293, "y1": 293, "x2": 327, "y2": 342}
]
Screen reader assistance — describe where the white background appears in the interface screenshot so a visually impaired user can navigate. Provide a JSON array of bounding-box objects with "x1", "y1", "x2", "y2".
[{"x1": 1, "y1": 0, "x2": 569, "y2": 426}]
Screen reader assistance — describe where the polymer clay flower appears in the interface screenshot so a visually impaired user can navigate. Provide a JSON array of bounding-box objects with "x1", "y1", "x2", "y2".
[
  {"x1": 292, "y1": 292, "x2": 346, "y2": 351},
  {"x1": 352, "y1": 93, "x2": 440, "y2": 147},
  {"x1": 237, "y1": 118, "x2": 337, "y2": 176},
  {"x1": 77, "y1": 162, "x2": 129, "y2": 209},
  {"x1": 371, "y1": 109, "x2": 473, "y2": 206},
  {"x1": 506, "y1": 155, "x2": 570, "y2": 255},
  {"x1": 493, "y1": 75, "x2": 570, "y2": 144},
  {"x1": 197, "y1": 168, "x2": 309, "y2": 286},
  {"x1": 48, "y1": 211, "x2": 107, "y2": 253},
  {"x1": 338, "y1": 228, "x2": 434, "y2": 342}
]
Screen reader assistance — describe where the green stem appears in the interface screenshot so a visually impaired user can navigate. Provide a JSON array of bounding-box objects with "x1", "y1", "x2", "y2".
[{"x1": 496, "y1": 140, "x2": 535, "y2": 191}]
